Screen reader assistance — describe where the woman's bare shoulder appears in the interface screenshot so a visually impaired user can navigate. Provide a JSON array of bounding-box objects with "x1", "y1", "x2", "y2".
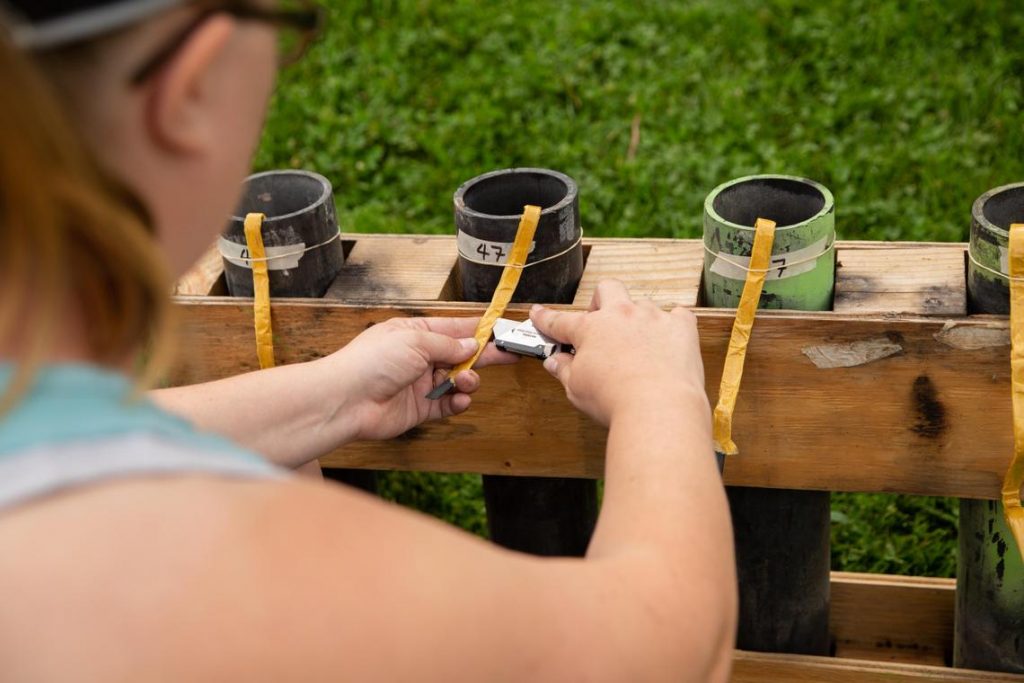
[{"x1": 0, "y1": 475, "x2": 605, "y2": 681}]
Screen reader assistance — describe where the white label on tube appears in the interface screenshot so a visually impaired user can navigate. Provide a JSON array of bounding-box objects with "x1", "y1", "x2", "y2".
[
  {"x1": 710, "y1": 237, "x2": 830, "y2": 282},
  {"x1": 218, "y1": 236, "x2": 304, "y2": 271},
  {"x1": 457, "y1": 231, "x2": 537, "y2": 265}
]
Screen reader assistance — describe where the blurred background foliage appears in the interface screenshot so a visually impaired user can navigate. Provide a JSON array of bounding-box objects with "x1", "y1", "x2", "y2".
[{"x1": 257, "y1": 0, "x2": 1024, "y2": 577}]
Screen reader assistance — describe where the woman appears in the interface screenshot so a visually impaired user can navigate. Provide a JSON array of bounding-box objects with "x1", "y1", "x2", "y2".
[{"x1": 0, "y1": 1, "x2": 735, "y2": 680}]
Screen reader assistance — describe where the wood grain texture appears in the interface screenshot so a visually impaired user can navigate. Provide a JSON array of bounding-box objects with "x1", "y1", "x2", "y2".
[
  {"x1": 572, "y1": 239, "x2": 703, "y2": 307},
  {"x1": 732, "y1": 650, "x2": 1024, "y2": 682},
  {"x1": 325, "y1": 234, "x2": 456, "y2": 301},
  {"x1": 831, "y1": 572, "x2": 954, "y2": 666},
  {"x1": 168, "y1": 296, "x2": 1011, "y2": 499},
  {"x1": 834, "y1": 242, "x2": 967, "y2": 316}
]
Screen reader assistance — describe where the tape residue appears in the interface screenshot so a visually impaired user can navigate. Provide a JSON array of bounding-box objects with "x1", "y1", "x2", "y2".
[
  {"x1": 802, "y1": 337, "x2": 903, "y2": 369},
  {"x1": 934, "y1": 321, "x2": 1010, "y2": 350}
]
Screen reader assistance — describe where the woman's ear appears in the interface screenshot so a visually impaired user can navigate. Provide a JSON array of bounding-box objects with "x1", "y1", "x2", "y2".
[{"x1": 144, "y1": 15, "x2": 237, "y2": 154}]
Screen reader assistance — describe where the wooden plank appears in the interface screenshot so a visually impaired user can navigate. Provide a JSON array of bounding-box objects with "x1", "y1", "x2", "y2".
[
  {"x1": 831, "y1": 572, "x2": 954, "y2": 666},
  {"x1": 168, "y1": 297, "x2": 1012, "y2": 499},
  {"x1": 835, "y1": 242, "x2": 967, "y2": 316},
  {"x1": 572, "y1": 239, "x2": 703, "y2": 307},
  {"x1": 732, "y1": 650, "x2": 1024, "y2": 682},
  {"x1": 325, "y1": 234, "x2": 457, "y2": 301}
]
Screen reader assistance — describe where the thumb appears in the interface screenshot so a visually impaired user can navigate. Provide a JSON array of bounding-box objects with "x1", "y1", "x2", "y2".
[
  {"x1": 543, "y1": 352, "x2": 574, "y2": 388},
  {"x1": 530, "y1": 305, "x2": 582, "y2": 345},
  {"x1": 414, "y1": 331, "x2": 479, "y2": 366}
]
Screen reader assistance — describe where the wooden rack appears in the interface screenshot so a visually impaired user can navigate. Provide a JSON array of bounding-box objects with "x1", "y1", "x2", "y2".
[{"x1": 173, "y1": 234, "x2": 1021, "y2": 682}]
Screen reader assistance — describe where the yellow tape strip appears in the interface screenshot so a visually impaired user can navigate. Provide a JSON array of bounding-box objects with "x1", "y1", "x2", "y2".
[
  {"x1": 1004, "y1": 223, "x2": 1024, "y2": 561},
  {"x1": 712, "y1": 218, "x2": 777, "y2": 456},
  {"x1": 244, "y1": 213, "x2": 275, "y2": 370},
  {"x1": 446, "y1": 205, "x2": 541, "y2": 381}
]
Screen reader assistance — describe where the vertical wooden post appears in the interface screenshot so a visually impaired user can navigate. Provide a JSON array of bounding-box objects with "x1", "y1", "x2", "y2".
[
  {"x1": 455, "y1": 168, "x2": 598, "y2": 556},
  {"x1": 957, "y1": 183, "x2": 1024, "y2": 672},
  {"x1": 703, "y1": 175, "x2": 835, "y2": 654}
]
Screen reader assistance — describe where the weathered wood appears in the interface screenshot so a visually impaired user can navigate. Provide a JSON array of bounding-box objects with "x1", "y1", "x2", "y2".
[
  {"x1": 831, "y1": 572, "x2": 954, "y2": 666},
  {"x1": 168, "y1": 296, "x2": 1011, "y2": 499},
  {"x1": 572, "y1": 239, "x2": 702, "y2": 307},
  {"x1": 325, "y1": 235, "x2": 455, "y2": 301},
  {"x1": 834, "y1": 242, "x2": 967, "y2": 316},
  {"x1": 732, "y1": 651, "x2": 1023, "y2": 682},
  {"x1": 178, "y1": 236, "x2": 972, "y2": 312}
]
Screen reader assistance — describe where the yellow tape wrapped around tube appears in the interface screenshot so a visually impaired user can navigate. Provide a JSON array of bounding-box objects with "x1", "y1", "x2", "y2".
[
  {"x1": 1004, "y1": 223, "x2": 1024, "y2": 561},
  {"x1": 244, "y1": 212, "x2": 275, "y2": 370},
  {"x1": 451, "y1": 205, "x2": 540, "y2": 373},
  {"x1": 427, "y1": 205, "x2": 540, "y2": 399},
  {"x1": 712, "y1": 217, "x2": 777, "y2": 456}
]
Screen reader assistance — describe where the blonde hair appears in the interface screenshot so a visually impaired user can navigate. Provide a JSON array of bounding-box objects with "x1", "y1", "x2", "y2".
[{"x1": 0, "y1": 31, "x2": 174, "y2": 409}]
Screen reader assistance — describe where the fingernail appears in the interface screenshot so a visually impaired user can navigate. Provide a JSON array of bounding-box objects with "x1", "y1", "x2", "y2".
[
  {"x1": 460, "y1": 338, "x2": 478, "y2": 352},
  {"x1": 543, "y1": 356, "x2": 558, "y2": 373},
  {"x1": 531, "y1": 304, "x2": 543, "y2": 315}
]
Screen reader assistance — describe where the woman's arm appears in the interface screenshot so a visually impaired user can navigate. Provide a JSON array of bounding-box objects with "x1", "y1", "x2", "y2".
[
  {"x1": 5, "y1": 281, "x2": 734, "y2": 681},
  {"x1": 151, "y1": 316, "x2": 516, "y2": 468},
  {"x1": 201, "y1": 280, "x2": 734, "y2": 680}
]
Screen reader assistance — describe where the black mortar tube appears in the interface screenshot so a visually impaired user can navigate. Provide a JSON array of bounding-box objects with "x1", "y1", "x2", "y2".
[
  {"x1": 224, "y1": 170, "x2": 345, "y2": 298},
  {"x1": 455, "y1": 168, "x2": 598, "y2": 556},
  {"x1": 224, "y1": 170, "x2": 375, "y2": 493}
]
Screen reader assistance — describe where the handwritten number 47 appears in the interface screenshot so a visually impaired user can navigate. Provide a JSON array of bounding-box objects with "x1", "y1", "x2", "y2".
[{"x1": 476, "y1": 244, "x2": 506, "y2": 262}]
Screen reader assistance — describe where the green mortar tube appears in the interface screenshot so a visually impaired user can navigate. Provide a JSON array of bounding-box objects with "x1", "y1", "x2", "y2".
[
  {"x1": 703, "y1": 174, "x2": 836, "y2": 655},
  {"x1": 703, "y1": 174, "x2": 835, "y2": 310},
  {"x1": 957, "y1": 182, "x2": 1024, "y2": 673}
]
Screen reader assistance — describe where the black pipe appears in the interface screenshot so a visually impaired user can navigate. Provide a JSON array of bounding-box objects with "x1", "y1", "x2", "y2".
[
  {"x1": 455, "y1": 168, "x2": 597, "y2": 556},
  {"x1": 223, "y1": 170, "x2": 345, "y2": 298},
  {"x1": 223, "y1": 170, "x2": 376, "y2": 493}
]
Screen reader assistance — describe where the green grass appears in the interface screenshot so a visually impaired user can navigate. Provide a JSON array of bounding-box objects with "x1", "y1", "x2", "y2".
[{"x1": 255, "y1": 0, "x2": 1023, "y2": 577}]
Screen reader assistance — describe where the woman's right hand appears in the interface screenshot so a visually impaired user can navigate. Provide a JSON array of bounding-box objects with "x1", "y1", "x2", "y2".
[{"x1": 530, "y1": 279, "x2": 708, "y2": 426}]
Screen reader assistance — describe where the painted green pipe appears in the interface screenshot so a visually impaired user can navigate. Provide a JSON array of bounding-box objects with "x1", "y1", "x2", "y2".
[
  {"x1": 957, "y1": 182, "x2": 1024, "y2": 672},
  {"x1": 703, "y1": 174, "x2": 835, "y2": 655}
]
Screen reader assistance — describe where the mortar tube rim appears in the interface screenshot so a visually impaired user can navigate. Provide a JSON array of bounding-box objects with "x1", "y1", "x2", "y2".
[
  {"x1": 230, "y1": 169, "x2": 334, "y2": 225},
  {"x1": 971, "y1": 181, "x2": 1024, "y2": 240},
  {"x1": 704, "y1": 173, "x2": 834, "y2": 234},
  {"x1": 454, "y1": 167, "x2": 578, "y2": 221}
]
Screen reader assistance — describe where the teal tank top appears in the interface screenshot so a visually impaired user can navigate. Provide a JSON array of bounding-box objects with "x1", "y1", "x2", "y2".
[{"x1": 0, "y1": 364, "x2": 284, "y2": 511}]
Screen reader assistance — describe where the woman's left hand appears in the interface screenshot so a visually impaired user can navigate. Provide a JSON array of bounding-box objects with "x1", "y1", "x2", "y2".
[{"x1": 327, "y1": 316, "x2": 518, "y2": 442}]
